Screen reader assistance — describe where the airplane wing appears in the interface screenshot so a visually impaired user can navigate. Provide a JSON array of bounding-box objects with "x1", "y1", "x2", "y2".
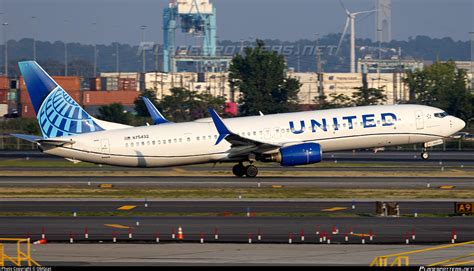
[
  {"x1": 142, "y1": 97, "x2": 171, "y2": 125},
  {"x1": 208, "y1": 108, "x2": 281, "y2": 157}
]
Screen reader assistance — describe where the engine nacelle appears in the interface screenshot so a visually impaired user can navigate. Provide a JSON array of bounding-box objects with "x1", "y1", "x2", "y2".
[{"x1": 267, "y1": 143, "x2": 322, "y2": 166}]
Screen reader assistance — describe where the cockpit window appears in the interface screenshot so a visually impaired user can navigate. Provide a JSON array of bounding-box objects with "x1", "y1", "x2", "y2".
[{"x1": 434, "y1": 112, "x2": 448, "y2": 118}]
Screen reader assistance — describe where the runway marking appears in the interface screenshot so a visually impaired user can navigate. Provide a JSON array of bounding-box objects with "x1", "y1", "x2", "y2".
[
  {"x1": 104, "y1": 224, "x2": 130, "y2": 229},
  {"x1": 117, "y1": 205, "x2": 136, "y2": 211},
  {"x1": 322, "y1": 207, "x2": 348, "y2": 212},
  {"x1": 428, "y1": 253, "x2": 474, "y2": 266},
  {"x1": 351, "y1": 233, "x2": 375, "y2": 237},
  {"x1": 99, "y1": 184, "x2": 113, "y2": 188},
  {"x1": 439, "y1": 186, "x2": 455, "y2": 189},
  {"x1": 379, "y1": 241, "x2": 474, "y2": 258}
]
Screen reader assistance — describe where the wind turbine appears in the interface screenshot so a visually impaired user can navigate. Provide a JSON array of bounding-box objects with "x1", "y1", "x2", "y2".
[{"x1": 335, "y1": 1, "x2": 376, "y2": 73}]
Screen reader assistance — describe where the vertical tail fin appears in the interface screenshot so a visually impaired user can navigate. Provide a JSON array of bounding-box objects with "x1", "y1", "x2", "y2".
[{"x1": 18, "y1": 61, "x2": 103, "y2": 138}]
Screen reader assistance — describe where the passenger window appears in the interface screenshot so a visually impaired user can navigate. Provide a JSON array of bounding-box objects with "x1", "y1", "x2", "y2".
[
  {"x1": 174, "y1": 138, "x2": 177, "y2": 143},
  {"x1": 187, "y1": 137, "x2": 191, "y2": 142},
  {"x1": 168, "y1": 139, "x2": 172, "y2": 144},
  {"x1": 208, "y1": 135, "x2": 211, "y2": 140},
  {"x1": 179, "y1": 138, "x2": 182, "y2": 143},
  {"x1": 152, "y1": 141, "x2": 156, "y2": 145},
  {"x1": 196, "y1": 137, "x2": 200, "y2": 141},
  {"x1": 142, "y1": 142, "x2": 145, "y2": 146},
  {"x1": 147, "y1": 141, "x2": 150, "y2": 145},
  {"x1": 131, "y1": 143, "x2": 134, "y2": 147},
  {"x1": 125, "y1": 143, "x2": 128, "y2": 148}
]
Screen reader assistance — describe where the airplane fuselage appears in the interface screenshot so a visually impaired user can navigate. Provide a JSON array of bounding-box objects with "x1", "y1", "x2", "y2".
[{"x1": 41, "y1": 104, "x2": 463, "y2": 167}]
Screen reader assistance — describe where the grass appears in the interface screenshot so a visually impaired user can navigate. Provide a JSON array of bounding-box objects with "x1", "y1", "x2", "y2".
[{"x1": 0, "y1": 187, "x2": 472, "y2": 199}]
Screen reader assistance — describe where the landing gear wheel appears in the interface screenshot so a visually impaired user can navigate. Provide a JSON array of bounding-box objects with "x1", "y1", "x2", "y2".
[
  {"x1": 421, "y1": 152, "x2": 429, "y2": 160},
  {"x1": 245, "y1": 165, "x2": 258, "y2": 178},
  {"x1": 232, "y1": 164, "x2": 245, "y2": 177}
]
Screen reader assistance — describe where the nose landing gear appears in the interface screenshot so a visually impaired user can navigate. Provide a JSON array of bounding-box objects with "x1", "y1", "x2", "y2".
[{"x1": 421, "y1": 148, "x2": 429, "y2": 160}]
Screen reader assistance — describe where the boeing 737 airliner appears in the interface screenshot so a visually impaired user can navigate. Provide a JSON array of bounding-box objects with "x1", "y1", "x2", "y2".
[{"x1": 13, "y1": 61, "x2": 466, "y2": 177}]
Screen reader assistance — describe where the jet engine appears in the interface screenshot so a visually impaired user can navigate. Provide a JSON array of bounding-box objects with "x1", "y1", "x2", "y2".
[{"x1": 264, "y1": 142, "x2": 322, "y2": 166}]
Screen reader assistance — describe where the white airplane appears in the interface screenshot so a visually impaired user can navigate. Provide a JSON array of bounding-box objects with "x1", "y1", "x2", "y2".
[{"x1": 13, "y1": 61, "x2": 466, "y2": 177}]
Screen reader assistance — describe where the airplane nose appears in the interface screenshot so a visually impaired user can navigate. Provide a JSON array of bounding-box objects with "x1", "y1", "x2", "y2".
[{"x1": 454, "y1": 117, "x2": 466, "y2": 131}]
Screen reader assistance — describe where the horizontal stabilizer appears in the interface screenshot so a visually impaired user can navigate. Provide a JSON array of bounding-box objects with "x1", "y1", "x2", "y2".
[
  {"x1": 37, "y1": 138, "x2": 75, "y2": 147},
  {"x1": 10, "y1": 134, "x2": 43, "y2": 143}
]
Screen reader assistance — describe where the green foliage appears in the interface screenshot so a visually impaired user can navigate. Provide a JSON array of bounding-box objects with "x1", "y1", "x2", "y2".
[
  {"x1": 404, "y1": 61, "x2": 473, "y2": 121},
  {"x1": 97, "y1": 103, "x2": 133, "y2": 125},
  {"x1": 0, "y1": 118, "x2": 40, "y2": 135},
  {"x1": 229, "y1": 39, "x2": 301, "y2": 116},
  {"x1": 315, "y1": 88, "x2": 386, "y2": 109},
  {"x1": 351, "y1": 86, "x2": 388, "y2": 106},
  {"x1": 158, "y1": 87, "x2": 226, "y2": 122}
]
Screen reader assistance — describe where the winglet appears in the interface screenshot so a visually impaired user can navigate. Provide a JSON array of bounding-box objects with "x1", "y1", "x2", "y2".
[
  {"x1": 208, "y1": 107, "x2": 231, "y2": 145},
  {"x1": 142, "y1": 97, "x2": 170, "y2": 125}
]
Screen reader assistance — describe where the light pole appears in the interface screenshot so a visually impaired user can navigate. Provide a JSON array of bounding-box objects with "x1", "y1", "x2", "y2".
[
  {"x1": 92, "y1": 22, "x2": 97, "y2": 77},
  {"x1": 115, "y1": 42, "x2": 120, "y2": 73},
  {"x1": 140, "y1": 25, "x2": 147, "y2": 73},
  {"x1": 64, "y1": 19, "x2": 68, "y2": 76},
  {"x1": 32, "y1": 16, "x2": 37, "y2": 60},
  {"x1": 470, "y1": 32, "x2": 474, "y2": 90},
  {"x1": 3, "y1": 22, "x2": 8, "y2": 77}
]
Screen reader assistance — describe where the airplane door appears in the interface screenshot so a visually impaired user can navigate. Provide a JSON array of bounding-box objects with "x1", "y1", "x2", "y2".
[
  {"x1": 273, "y1": 127, "x2": 281, "y2": 139},
  {"x1": 264, "y1": 128, "x2": 271, "y2": 140},
  {"x1": 100, "y1": 139, "x2": 110, "y2": 158},
  {"x1": 415, "y1": 110, "x2": 424, "y2": 130}
]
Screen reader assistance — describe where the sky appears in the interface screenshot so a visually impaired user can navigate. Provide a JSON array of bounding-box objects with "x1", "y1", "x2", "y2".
[{"x1": 1, "y1": 0, "x2": 473, "y2": 45}]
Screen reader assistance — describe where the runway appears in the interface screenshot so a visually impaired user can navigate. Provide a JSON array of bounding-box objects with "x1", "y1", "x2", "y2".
[
  {"x1": 0, "y1": 176, "x2": 472, "y2": 189},
  {"x1": 0, "y1": 200, "x2": 460, "y2": 214},
  {"x1": 1, "y1": 151, "x2": 474, "y2": 166},
  {"x1": 0, "y1": 200, "x2": 472, "y2": 245},
  {"x1": 0, "y1": 215, "x2": 472, "y2": 244},
  {"x1": 23, "y1": 243, "x2": 474, "y2": 266},
  {"x1": 0, "y1": 152, "x2": 474, "y2": 265}
]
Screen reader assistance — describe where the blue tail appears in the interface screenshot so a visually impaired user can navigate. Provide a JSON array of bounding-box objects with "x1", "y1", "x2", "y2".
[{"x1": 18, "y1": 61, "x2": 103, "y2": 138}]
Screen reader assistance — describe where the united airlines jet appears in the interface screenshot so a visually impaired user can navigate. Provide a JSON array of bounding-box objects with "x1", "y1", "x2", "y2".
[{"x1": 13, "y1": 61, "x2": 466, "y2": 177}]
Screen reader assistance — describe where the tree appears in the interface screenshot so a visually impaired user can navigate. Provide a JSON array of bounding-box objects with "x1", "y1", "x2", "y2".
[
  {"x1": 68, "y1": 59, "x2": 95, "y2": 77},
  {"x1": 229, "y1": 39, "x2": 301, "y2": 116},
  {"x1": 314, "y1": 93, "x2": 354, "y2": 109},
  {"x1": 159, "y1": 87, "x2": 226, "y2": 122},
  {"x1": 134, "y1": 89, "x2": 160, "y2": 118},
  {"x1": 97, "y1": 103, "x2": 133, "y2": 125},
  {"x1": 351, "y1": 86, "x2": 387, "y2": 106},
  {"x1": 404, "y1": 61, "x2": 473, "y2": 121}
]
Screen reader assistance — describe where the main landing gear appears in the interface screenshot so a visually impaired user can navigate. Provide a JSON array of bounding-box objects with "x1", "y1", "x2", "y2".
[{"x1": 232, "y1": 163, "x2": 258, "y2": 178}]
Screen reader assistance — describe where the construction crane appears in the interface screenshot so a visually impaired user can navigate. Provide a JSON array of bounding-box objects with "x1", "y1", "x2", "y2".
[{"x1": 163, "y1": 0, "x2": 227, "y2": 73}]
